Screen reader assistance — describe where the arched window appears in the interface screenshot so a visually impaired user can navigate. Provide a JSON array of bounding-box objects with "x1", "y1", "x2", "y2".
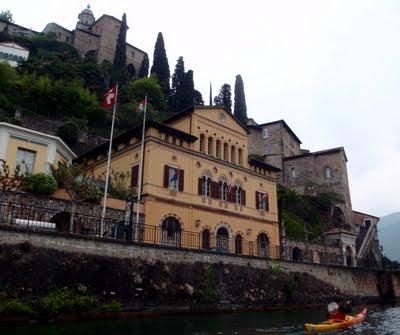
[
  {"x1": 200, "y1": 173, "x2": 212, "y2": 197},
  {"x1": 216, "y1": 140, "x2": 221, "y2": 159},
  {"x1": 202, "y1": 229, "x2": 210, "y2": 249},
  {"x1": 216, "y1": 227, "x2": 229, "y2": 253},
  {"x1": 231, "y1": 146, "x2": 236, "y2": 164},
  {"x1": 235, "y1": 234, "x2": 242, "y2": 255},
  {"x1": 208, "y1": 137, "x2": 214, "y2": 156},
  {"x1": 262, "y1": 128, "x2": 269, "y2": 139},
  {"x1": 199, "y1": 134, "x2": 206, "y2": 153},
  {"x1": 235, "y1": 185, "x2": 242, "y2": 204},
  {"x1": 292, "y1": 247, "x2": 302, "y2": 261},
  {"x1": 219, "y1": 176, "x2": 228, "y2": 201},
  {"x1": 161, "y1": 217, "x2": 181, "y2": 246},
  {"x1": 345, "y1": 246, "x2": 353, "y2": 266},
  {"x1": 324, "y1": 166, "x2": 331, "y2": 179},
  {"x1": 223, "y1": 143, "x2": 229, "y2": 161},
  {"x1": 238, "y1": 148, "x2": 243, "y2": 165},
  {"x1": 291, "y1": 167, "x2": 296, "y2": 179},
  {"x1": 257, "y1": 233, "x2": 269, "y2": 258}
]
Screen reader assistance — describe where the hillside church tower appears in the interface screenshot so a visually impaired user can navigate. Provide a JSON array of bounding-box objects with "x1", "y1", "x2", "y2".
[
  {"x1": 43, "y1": 5, "x2": 147, "y2": 78},
  {"x1": 76, "y1": 5, "x2": 95, "y2": 30}
]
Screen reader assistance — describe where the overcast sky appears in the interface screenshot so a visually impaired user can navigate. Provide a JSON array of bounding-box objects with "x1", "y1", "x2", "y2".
[{"x1": 5, "y1": 0, "x2": 400, "y2": 217}]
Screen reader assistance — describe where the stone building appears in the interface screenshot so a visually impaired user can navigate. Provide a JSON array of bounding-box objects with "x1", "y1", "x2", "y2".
[
  {"x1": 43, "y1": 5, "x2": 147, "y2": 77},
  {"x1": 0, "y1": 18, "x2": 38, "y2": 38},
  {"x1": 247, "y1": 118, "x2": 381, "y2": 268}
]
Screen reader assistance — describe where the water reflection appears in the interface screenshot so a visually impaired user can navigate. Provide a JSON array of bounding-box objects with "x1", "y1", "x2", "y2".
[{"x1": 0, "y1": 305, "x2": 398, "y2": 335}]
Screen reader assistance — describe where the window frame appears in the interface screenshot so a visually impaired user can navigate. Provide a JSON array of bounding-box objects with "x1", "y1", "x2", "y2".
[{"x1": 15, "y1": 147, "x2": 36, "y2": 173}]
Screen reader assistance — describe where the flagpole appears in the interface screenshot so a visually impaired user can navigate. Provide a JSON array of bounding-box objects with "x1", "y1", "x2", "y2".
[
  {"x1": 101, "y1": 83, "x2": 118, "y2": 237},
  {"x1": 134, "y1": 94, "x2": 147, "y2": 240}
]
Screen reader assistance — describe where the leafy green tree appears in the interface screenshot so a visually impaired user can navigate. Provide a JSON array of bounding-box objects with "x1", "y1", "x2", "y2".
[
  {"x1": 57, "y1": 121, "x2": 80, "y2": 147},
  {"x1": 24, "y1": 173, "x2": 58, "y2": 195},
  {"x1": 138, "y1": 53, "x2": 149, "y2": 78},
  {"x1": 0, "y1": 62, "x2": 19, "y2": 112},
  {"x1": 193, "y1": 89, "x2": 204, "y2": 105},
  {"x1": 150, "y1": 32, "x2": 170, "y2": 99},
  {"x1": 214, "y1": 83, "x2": 232, "y2": 112},
  {"x1": 79, "y1": 52, "x2": 107, "y2": 95},
  {"x1": 51, "y1": 163, "x2": 102, "y2": 232},
  {"x1": 110, "y1": 13, "x2": 128, "y2": 86},
  {"x1": 125, "y1": 76, "x2": 166, "y2": 110},
  {"x1": 0, "y1": 10, "x2": 13, "y2": 22},
  {"x1": 233, "y1": 74, "x2": 248, "y2": 124}
]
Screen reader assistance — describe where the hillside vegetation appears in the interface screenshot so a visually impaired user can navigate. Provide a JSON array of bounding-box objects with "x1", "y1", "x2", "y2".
[{"x1": 0, "y1": 33, "x2": 168, "y2": 152}]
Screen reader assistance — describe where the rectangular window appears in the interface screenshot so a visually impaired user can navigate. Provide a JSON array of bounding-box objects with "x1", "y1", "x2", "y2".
[
  {"x1": 131, "y1": 165, "x2": 139, "y2": 187},
  {"x1": 16, "y1": 148, "x2": 36, "y2": 173},
  {"x1": 164, "y1": 165, "x2": 184, "y2": 191},
  {"x1": 256, "y1": 191, "x2": 269, "y2": 211}
]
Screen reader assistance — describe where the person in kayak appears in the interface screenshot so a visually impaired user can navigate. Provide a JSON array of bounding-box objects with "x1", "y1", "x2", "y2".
[{"x1": 327, "y1": 300, "x2": 353, "y2": 320}]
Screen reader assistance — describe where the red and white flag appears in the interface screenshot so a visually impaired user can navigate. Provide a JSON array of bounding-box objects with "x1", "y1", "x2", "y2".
[
  {"x1": 135, "y1": 99, "x2": 147, "y2": 113},
  {"x1": 102, "y1": 86, "x2": 117, "y2": 108}
]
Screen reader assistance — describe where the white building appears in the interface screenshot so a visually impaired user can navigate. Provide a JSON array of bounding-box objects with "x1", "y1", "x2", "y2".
[
  {"x1": 0, "y1": 42, "x2": 29, "y2": 67},
  {"x1": 0, "y1": 122, "x2": 76, "y2": 174}
]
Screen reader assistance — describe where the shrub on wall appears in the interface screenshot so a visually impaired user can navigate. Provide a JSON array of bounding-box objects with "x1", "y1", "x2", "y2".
[{"x1": 24, "y1": 173, "x2": 58, "y2": 196}]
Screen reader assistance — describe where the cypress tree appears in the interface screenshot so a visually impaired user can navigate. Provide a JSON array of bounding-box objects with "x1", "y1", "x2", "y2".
[
  {"x1": 233, "y1": 74, "x2": 248, "y2": 124},
  {"x1": 150, "y1": 32, "x2": 170, "y2": 99},
  {"x1": 214, "y1": 83, "x2": 232, "y2": 112},
  {"x1": 138, "y1": 53, "x2": 149, "y2": 78},
  {"x1": 182, "y1": 69, "x2": 195, "y2": 109},
  {"x1": 170, "y1": 56, "x2": 186, "y2": 112},
  {"x1": 110, "y1": 13, "x2": 128, "y2": 86}
]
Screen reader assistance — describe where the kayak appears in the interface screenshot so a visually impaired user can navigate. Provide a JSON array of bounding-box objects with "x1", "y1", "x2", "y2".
[{"x1": 304, "y1": 308, "x2": 367, "y2": 333}]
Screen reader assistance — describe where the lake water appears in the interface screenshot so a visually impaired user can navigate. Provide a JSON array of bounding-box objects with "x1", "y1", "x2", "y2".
[{"x1": 0, "y1": 305, "x2": 399, "y2": 335}]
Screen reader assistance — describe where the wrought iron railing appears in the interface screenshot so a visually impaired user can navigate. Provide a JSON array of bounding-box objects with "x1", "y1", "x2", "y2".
[{"x1": 0, "y1": 200, "x2": 371, "y2": 267}]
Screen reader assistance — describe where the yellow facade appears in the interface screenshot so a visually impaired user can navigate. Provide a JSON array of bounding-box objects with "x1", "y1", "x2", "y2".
[
  {"x1": 78, "y1": 107, "x2": 280, "y2": 256},
  {"x1": 0, "y1": 122, "x2": 76, "y2": 174}
]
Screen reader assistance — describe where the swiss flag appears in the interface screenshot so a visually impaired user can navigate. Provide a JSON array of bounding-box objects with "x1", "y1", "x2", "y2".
[{"x1": 102, "y1": 86, "x2": 117, "y2": 108}]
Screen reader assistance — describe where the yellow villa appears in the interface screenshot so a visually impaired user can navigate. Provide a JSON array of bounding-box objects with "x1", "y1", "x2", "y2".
[{"x1": 76, "y1": 107, "x2": 281, "y2": 257}]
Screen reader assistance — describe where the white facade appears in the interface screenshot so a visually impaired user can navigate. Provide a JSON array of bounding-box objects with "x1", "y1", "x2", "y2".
[{"x1": 0, "y1": 42, "x2": 29, "y2": 67}]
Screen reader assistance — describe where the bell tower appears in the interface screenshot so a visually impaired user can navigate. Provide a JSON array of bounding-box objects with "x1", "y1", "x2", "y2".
[{"x1": 76, "y1": 4, "x2": 95, "y2": 30}]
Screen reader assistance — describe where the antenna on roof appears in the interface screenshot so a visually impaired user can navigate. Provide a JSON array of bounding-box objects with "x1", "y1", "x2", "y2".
[{"x1": 209, "y1": 82, "x2": 212, "y2": 106}]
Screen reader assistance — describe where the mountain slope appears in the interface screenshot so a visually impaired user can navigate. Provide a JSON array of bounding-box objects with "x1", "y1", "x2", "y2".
[{"x1": 379, "y1": 212, "x2": 400, "y2": 261}]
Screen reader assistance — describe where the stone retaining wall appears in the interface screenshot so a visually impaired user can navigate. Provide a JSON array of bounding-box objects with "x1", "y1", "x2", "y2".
[{"x1": 1, "y1": 226, "x2": 396, "y2": 301}]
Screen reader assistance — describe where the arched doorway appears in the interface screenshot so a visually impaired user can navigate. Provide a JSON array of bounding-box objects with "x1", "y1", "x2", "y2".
[
  {"x1": 345, "y1": 246, "x2": 353, "y2": 266},
  {"x1": 161, "y1": 217, "x2": 181, "y2": 246},
  {"x1": 257, "y1": 233, "x2": 269, "y2": 258},
  {"x1": 235, "y1": 234, "x2": 242, "y2": 255},
  {"x1": 216, "y1": 227, "x2": 229, "y2": 253},
  {"x1": 292, "y1": 247, "x2": 302, "y2": 261},
  {"x1": 202, "y1": 229, "x2": 210, "y2": 249}
]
